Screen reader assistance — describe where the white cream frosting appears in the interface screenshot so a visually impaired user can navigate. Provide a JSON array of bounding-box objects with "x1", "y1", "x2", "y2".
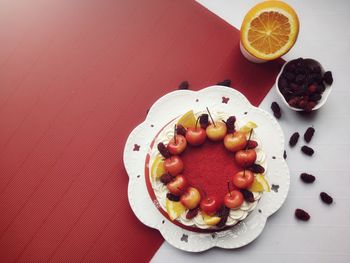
[{"x1": 149, "y1": 111, "x2": 267, "y2": 230}]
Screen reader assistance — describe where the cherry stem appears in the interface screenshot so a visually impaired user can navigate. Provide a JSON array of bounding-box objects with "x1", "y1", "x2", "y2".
[
  {"x1": 245, "y1": 128, "x2": 253, "y2": 150},
  {"x1": 174, "y1": 124, "x2": 177, "y2": 144},
  {"x1": 206, "y1": 107, "x2": 216, "y2": 127},
  {"x1": 243, "y1": 169, "x2": 246, "y2": 178},
  {"x1": 227, "y1": 181, "x2": 231, "y2": 196},
  {"x1": 195, "y1": 116, "x2": 201, "y2": 131}
]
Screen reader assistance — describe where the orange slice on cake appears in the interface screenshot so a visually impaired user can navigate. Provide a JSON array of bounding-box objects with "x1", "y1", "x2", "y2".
[{"x1": 241, "y1": 1, "x2": 299, "y2": 60}]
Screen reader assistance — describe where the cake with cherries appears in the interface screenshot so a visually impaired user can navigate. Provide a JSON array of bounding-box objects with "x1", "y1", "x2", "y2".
[{"x1": 145, "y1": 109, "x2": 270, "y2": 232}]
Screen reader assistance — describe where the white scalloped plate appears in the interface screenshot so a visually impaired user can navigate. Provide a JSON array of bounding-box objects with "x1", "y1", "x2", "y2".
[{"x1": 123, "y1": 86, "x2": 290, "y2": 252}]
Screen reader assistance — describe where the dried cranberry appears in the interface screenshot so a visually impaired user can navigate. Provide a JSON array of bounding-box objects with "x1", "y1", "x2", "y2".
[
  {"x1": 308, "y1": 84, "x2": 317, "y2": 93},
  {"x1": 240, "y1": 189, "x2": 255, "y2": 203},
  {"x1": 166, "y1": 193, "x2": 180, "y2": 201},
  {"x1": 299, "y1": 99, "x2": 308, "y2": 109},
  {"x1": 217, "y1": 205, "x2": 230, "y2": 218},
  {"x1": 312, "y1": 66, "x2": 321, "y2": 74},
  {"x1": 216, "y1": 215, "x2": 228, "y2": 228},
  {"x1": 199, "y1": 114, "x2": 209, "y2": 128},
  {"x1": 304, "y1": 127, "x2": 315, "y2": 143},
  {"x1": 186, "y1": 207, "x2": 199, "y2": 219},
  {"x1": 289, "y1": 83, "x2": 299, "y2": 91},
  {"x1": 278, "y1": 77, "x2": 288, "y2": 89},
  {"x1": 271, "y1": 102, "x2": 281, "y2": 119},
  {"x1": 320, "y1": 192, "x2": 333, "y2": 204},
  {"x1": 323, "y1": 71, "x2": 333, "y2": 85},
  {"x1": 160, "y1": 173, "x2": 173, "y2": 185},
  {"x1": 285, "y1": 62, "x2": 296, "y2": 73},
  {"x1": 309, "y1": 93, "x2": 322, "y2": 102},
  {"x1": 246, "y1": 140, "x2": 258, "y2": 149},
  {"x1": 224, "y1": 116, "x2": 236, "y2": 132},
  {"x1": 311, "y1": 73, "x2": 323, "y2": 83},
  {"x1": 305, "y1": 101, "x2": 316, "y2": 112},
  {"x1": 295, "y1": 74, "x2": 306, "y2": 84},
  {"x1": 300, "y1": 173, "x2": 315, "y2": 183},
  {"x1": 316, "y1": 83, "x2": 326, "y2": 93},
  {"x1": 217, "y1": 79, "x2": 231, "y2": 87},
  {"x1": 176, "y1": 124, "x2": 187, "y2": 136},
  {"x1": 285, "y1": 72, "x2": 295, "y2": 82},
  {"x1": 301, "y1": 145, "x2": 314, "y2": 156},
  {"x1": 289, "y1": 132, "x2": 300, "y2": 147},
  {"x1": 249, "y1": 164, "x2": 265, "y2": 174},
  {"x1": 295, "y1": 208, "x2": 310, "y2": 221},
  {"x1": 178, "y1": 81, "x2": 189, "y2": 90},
  {"x1": 157, "y1": 142, "x2": 171, "y2": 158},
  {"x1": 288, "y1": 98, "x2": 299, "y2": 107}
]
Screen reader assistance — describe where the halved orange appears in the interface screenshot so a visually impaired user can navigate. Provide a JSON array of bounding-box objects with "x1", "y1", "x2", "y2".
[{"x1": 241, "y1": 1, "x2": 299, "y2": 60}]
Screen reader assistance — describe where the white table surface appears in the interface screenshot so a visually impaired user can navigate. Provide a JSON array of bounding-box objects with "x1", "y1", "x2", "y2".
[{"x1": 152, "y1": 1, "x2": 350, "y2": 262}]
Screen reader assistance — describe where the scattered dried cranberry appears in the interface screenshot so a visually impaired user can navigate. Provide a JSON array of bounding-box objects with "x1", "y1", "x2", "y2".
[
  {"x1": 166, "y1": 192, "x2": 180, "y2": 201},
  {"x1": 271, "y1": 102, "x2": 281, "y2": 119},
  {"x1": 186, "y1": 207, "x2": 199, "y2": 219},
  {"x1": 300, "y1": 173, "x2": 315, "y2": 183},
  {"x1": 224, "y1": 116, "x2": 236, "y2": 132},
  {"x1": 240, "y1": 189, "x2": 255, "y2": 203},
  {"x1": 249, "y1": 164, "x2": 265, "y2": 174},
  {"x1": 283, "y1": 150, "x2": 287, "y2": 159},
  {"x1": 216, "y1": 215, "x2": 228, "y2": 228},
  {"x1": 289, "y1": 132, "x2": 300, "y2": 147},
  {"x1": 160, "y1": 173, "x2": 173, "y2": 184},
  {"x1": 199, "y1": 114, "x2": 209, "y2": 128},
  {"x1": 295, "y1": 208, "x2": 310, "y2": 221},
  {"x1": 246, "y1": 140, "x2": 258, "y2": 149},
  {"x1": 176, "y1": 124, "x2": 187, "y2": 136},
  {"x1": 178, "y1": 81, "x2": 189, "y2": 90},
  {"x1": 323, "y1": 71, "x2": 333, "y2": 85},
  {"x1": 157, "y1": 142, "x2": 171, "y2": 158},
  {"x1": 320, "y1": 192, "x2": 333, "y2": 204},
  {"x1": 304, "y1": 127, "x2": 315, "y2": 143},
  {"x1": 217, "y1": 79, "x2": 231, "y2": 87},
  {"x1": 301, "y1": 145, "x2": 314, "y2": 156}
]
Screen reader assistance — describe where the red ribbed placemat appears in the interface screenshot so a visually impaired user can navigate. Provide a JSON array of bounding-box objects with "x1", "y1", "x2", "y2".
[{"x1": 0, "y1": 0, "x2": 282, "y2": 262}]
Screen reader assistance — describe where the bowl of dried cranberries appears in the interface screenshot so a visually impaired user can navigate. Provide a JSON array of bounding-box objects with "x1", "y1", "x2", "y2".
[{"x1": 276, "y1": 58, "x2": 333, "y2": 112}]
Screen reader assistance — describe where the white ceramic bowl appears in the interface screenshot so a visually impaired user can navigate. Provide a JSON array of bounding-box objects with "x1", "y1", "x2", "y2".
[{"x1": 275, "y1": 58, "x2": 332, "y2": 111}]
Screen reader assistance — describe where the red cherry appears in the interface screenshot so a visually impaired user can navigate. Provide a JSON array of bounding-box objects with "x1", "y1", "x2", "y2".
[
  {"x1": 223, "y1": 131, "x2": 247, "y2": 152},
  {"x1": 167, "y1": 135, "x2": 187, "y2": 155},
  {"x1": 235, "y1": 149, "x2": 257, "y2": 168},
  {"x1": 200, "y1": 195, "x2": 221, "y2": 216},
  {"x1": 224, "y1": 190, "x2": 244, "y2": 209},
  {"x1": 164, "y1": 156, "x2": 184, "y2": 176},
  {"x1": 167, "y1": 175, "x2": 188, "y2": 195},
  {"x1": 186, "y1": 127, "x2": 206, "y2": 146},
  {"x1": 180, "y1": 187, "x2": 201, "y2": 209},
  {"x1": 232, "y1": 170, "x2": 254, "y2": 189}
]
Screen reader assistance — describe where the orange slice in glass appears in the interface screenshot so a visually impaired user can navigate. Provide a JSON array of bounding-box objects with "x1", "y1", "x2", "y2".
[{"x1": 241, "y1": 1, "x2": 299, "y2": 60}]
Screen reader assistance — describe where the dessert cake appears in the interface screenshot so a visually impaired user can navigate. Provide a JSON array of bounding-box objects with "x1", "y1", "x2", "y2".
[{"x1": 145, "y1": 109, "x2": 270, "y2": 232}]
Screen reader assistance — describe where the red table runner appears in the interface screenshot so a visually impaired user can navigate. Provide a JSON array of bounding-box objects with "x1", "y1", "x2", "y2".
[{"x1": 0, "y1": 0, "x2": 282, "y2": 262}]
